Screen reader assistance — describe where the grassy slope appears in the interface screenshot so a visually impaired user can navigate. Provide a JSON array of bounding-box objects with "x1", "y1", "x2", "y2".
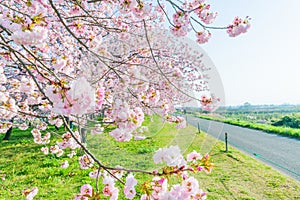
[
  {"x1": 187, "y1": 132, "x2": 300, "y2": 199},
  {"x1": 195, "y1": 114, "x2": 300, "y2": 139},
  {"x1": 0, "y1": 116, "x2": 300, "y2": 199},
  {"x1": 0, "y1": 128, "x2": 92, "y2": 199}
]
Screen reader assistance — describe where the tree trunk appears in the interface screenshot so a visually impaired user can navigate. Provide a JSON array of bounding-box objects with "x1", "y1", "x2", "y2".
[
  {"x1": 80, "y1": 127, "x2": 87, "y2": 144},
  {"x1": 3, "y1": 127, "x2": 12, "y2": 140}
]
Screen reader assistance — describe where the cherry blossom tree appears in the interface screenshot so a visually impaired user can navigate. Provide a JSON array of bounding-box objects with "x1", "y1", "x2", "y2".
[{"x1": 0, "y1": 0, "x2": 250, "y2": 199}]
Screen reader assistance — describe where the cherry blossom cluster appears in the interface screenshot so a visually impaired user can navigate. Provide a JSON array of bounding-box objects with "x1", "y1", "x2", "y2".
[
  {"x1": 143, "y1": 148, "x2": 211, "y2": 199},
  {"x1": 0, "y1": 92, "x2": 17, "y2": 120},
  {"x1": 61, "y1": 160, "x2": 69, "y2": 168},
  {"x1": 193, "y1": 2, "x2": 218, "y2": 24},
  {"x1": 171, "y1": 11, "x2": 190, "y2": 37},
  {"x1": 0, "y1": 65, "x2": 6, "y2": 83},
  {"x1": 79, "y1": 154, "x2": 94, "y2": 169},
  {"x1": 0, "y1": 122, "x2": 12, "y2": 133},
  {"x1": 170, "y1": 0, "x2": 218, "y2": 38},
  {"x1": 132, "y1": 126, "x2": 148, "y2": 140},
  {"x1": 119, "y1": 0, "x2": 150, "y2": 17},
  {"x1": 0, "y1": 0, "x2": 249, "y2": 198},
  {"x1": 200, "y1": 95, "x2": 221, "y2": 112},
  {"x1": 48, "y1": 115, "x2": 64, "y2": 128},
  {"x1": 102, "y1": 172, "x2": 120, "y2": 200},
  {"x1": 124, "y1": 173, "x2": 138, "y2": 199},
  {"x1": 0, "y1": 0, "x2": 238, "y2": 133},
  {"x1": 31, "y1": 129, "x2": 50, "y2": 145},
  {"x1": 105, "y1": 99, "x2": 145, "y2": 141},
  {"x1": 166, "y1": 115, "x2": 187, "y2": 129},
  {"x1": 45, "y1": 77, "x2": 95, "y2": 115},
  {"x1": 11, "y1": 26, "x2": 48, "y2": 46},
  {"x1": 37, "y1": 130, "x2": 81, "y2": 157},
  {"x1": 95, "y1": 87, "x2": 105, "y2": 111},
  {"x1": 140, "y1": 176, "x2": 206, "y2": 199},
  {"x1": 57, "y1": 132, "x2": 81, "y2": 150},
  {"x1": 49, "y1": 145, "x2": 64, "y2": 157},
  {"x1": 74, "y1": 146, "x2": 212, "y2": 199},
  {"x1": 227, "y1": 16, "x2": 251, "y2": 37},
  {"x1": 196, "y1": 30, "x2": 211, "y2": 44},
  {"x1": 170, "y1": 0, "x2": 249, "y2": 43},
  {"x1": 75, "y1": 184, "x2": 94, "y2": 200}
]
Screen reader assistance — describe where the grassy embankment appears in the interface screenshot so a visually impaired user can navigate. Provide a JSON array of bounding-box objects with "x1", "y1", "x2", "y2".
[
  {"x1": 0, "y1": 115, "x2": 300, "y2": 199},
  {"x1": 194, "y1": 113, "x2": 300, "y2": 139}
]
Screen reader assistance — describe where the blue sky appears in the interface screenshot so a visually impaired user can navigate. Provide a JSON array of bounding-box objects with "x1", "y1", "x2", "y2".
[{"x1": 192, "y1": 0, "x2": 300, "y2": 106}]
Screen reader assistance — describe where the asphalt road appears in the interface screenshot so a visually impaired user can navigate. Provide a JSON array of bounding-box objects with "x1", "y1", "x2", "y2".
[{"x1": 186, "y1": 115, "x2": 300, "y2": 182}]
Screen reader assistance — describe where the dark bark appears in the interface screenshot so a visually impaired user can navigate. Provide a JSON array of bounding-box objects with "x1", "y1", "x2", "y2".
[
  {"x1": 3, "y1": 126, "x2": 12, "y2": 140},
  {"x1": 3, "y1": 118, "x2": 14, "y2": 140}
]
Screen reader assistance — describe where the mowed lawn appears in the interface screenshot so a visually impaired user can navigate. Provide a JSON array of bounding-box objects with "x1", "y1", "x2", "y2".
[{"x1": 0, "y1": 115, "x2": 300, "y2": 199}]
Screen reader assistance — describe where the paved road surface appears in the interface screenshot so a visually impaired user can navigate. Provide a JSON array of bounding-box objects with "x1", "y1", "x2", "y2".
[{"x1": 186, "y1": 115, "x2": 300, "y2": 182}]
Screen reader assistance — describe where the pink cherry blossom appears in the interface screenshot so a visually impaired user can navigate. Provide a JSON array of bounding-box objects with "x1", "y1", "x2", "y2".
[
  {"x1": 171, "y1": 25, "x2": 189, "y2": 37},
  {"x1": 95, "y1": 87, "x2": 105, "y2": 110},
  {"x1": 31, "y1": 129, "x2": 50, "y2": 145},
  {"x1": 41, "y1": 147, "x2": 49, "y2": 155},
  {"x1": 89, "y1": 169, "x2": 100, "y2": 179},
  {"x1": 1, "y1": 174, "x2": 6, "y2": 181},
  {"x1": 46, "y1": 77, "x2": 95, "y2": 115},
  {"x1": 199, "y1": 9, "x2": 218, "y2": 24},
  {"x1": 23, "y1": 187, "x2": 38, "y2": 200},
  {"x1": 57, "y1": 132, "x2": 81, "y2": 150},
  {"x1": 124, "y1": 174, "x2": 137, "y2": 199},
  {"x1": 79, "y1": 154, "x2": 94, "y2": 169},
  {"x1": 18, "y1": 123, "x2": 29, "y2": 130},
  {"x1": 153, "y1": 145, "x2": 186, "y2": 167},
  {"x1": 89, "y1": 35, "x2": 103, "y2": 52},
  {"x1": 133, "y1": 2, "x2": 152, "y2": 19},
  {"x1": 227, "y1": 16, "x2": 251, "y2": 37},
  {"x1": 11, "y1": 26, "x2": 48, "y2": 46},
  {"x1": 119, "y1": 0, "x2": 137, "y2": 14},
  {"x1": 61, "y1": 160, "x2": 69, "y2": 168},
  {"x1": 80, "y1": 184, "x2": 93, "y2": 197},
  {"x1": 102, "y1": 174, "x2": 119, "y2": 199},
  {"x1": 50, "y1": 145, "x2": 60, "y2": 154},
  {"x1": 56, "y1": 149, "x2": 64, "y2": 157},
  {"x1": 196, "y1": 30, "x2": 211, "y2": 44},
  {"x1": 187, "y1": 150, "x2": 202, "y2": 162},
  {"x1": 148, "y1": 177, "x2": 168, "y2": 198},
  {"x1": 19, "y1": 77, "x2": 35, "y2": 93},
  {"x1": 173, "y1": 11, "x2": 190, "y2": 27},
  {"x1": 109, "y1": 128, "x2": 133, "y2": 142}
]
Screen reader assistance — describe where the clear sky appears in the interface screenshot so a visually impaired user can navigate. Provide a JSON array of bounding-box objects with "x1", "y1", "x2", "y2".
[{"x1": 192, "y1": 0, "x2": 300, "y2": 106}]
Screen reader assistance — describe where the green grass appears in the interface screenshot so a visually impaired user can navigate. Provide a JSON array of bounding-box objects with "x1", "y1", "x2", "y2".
[
  {"x1": 1, "y1": 116, "x2": 300, "y2": 199},
  {"x1": 195, "y1": 114, "x2": 300, "y2": 139},
  {"x1": 0, "y1": 128, "x2": 91, "y2": 199}
]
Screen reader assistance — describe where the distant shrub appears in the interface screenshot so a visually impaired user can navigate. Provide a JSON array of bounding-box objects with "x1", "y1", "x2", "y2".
[{"x1": 272, "y1": 116, "x2": 300, "y2": 128}]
